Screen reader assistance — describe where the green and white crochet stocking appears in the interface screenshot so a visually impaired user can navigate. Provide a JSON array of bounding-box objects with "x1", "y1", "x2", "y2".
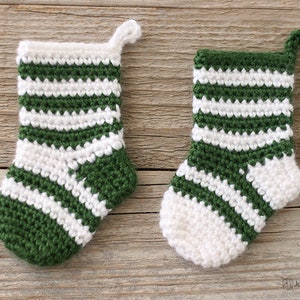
[
  {"x1": 160, "y1": 30, "x2": 300, "y2": 268},
  {"x1": 0, "y1": 20, "x2": 141, "y2": 266}
]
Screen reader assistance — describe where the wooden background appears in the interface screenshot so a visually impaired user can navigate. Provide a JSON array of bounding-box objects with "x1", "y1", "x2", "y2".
[{"x1": 0, "y1": 1, "x2": 300, "y2": 299}]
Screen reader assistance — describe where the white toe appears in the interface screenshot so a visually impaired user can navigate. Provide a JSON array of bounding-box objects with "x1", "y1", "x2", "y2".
[{"x1": 160, "y1": 187, "x2": 248, "y2": 268}]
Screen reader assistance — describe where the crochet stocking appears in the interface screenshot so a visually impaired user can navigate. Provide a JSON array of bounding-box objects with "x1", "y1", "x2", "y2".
[
  {"x1": 160, "y1": 30, "x2": 300, "y2": 268},
  {"x1": 0, "y1": 20, "x2": 141, "y2": 266}
]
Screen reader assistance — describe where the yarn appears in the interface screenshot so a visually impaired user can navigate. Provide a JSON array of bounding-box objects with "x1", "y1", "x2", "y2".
[
  {"x1": 0, "y1": 20, "x2": 141, "y2": 266},
  {"x1": 160, "y1": 30, "x2": 300, "y2": 268}
]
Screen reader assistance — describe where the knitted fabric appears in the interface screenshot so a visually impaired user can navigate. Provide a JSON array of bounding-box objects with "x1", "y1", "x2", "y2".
[
  {"x1": 0, "y1": 20, "x2": 141, "y2": 266},
  {"x1": 160, "y1": 30, "x2": 300, "y2": 268}
]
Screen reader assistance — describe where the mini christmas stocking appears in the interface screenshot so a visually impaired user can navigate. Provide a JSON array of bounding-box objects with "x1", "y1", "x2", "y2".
[
  {"x1": 160, "y1": 30, "x2": 300, "y2": 268},
  {"x1": 0, "y1": 20, "x2": 141, "y2": 266}
]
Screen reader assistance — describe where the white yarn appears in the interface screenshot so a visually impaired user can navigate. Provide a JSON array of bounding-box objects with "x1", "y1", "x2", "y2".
[
  {"x1": 176, "y1": 160, "x2": 266, "y2": 232},
  {"x1": 15, "y1": 129, "x2": 124, "y2": 163},
  {"x1": 12, "y1": 129, "x2": 125, "y2": 218},
  {"x1": 18, "y1": 77, "x2": 121, "y2": 97},
  {"x1": 17, "y1": 40, "x2": 122, "y2": 66},
  {"x1": 160, "y1": 187, "x2": 247, "y2": 268},
  {"x1": 19, "y1": 106, "x2": 121, "y2": 131},
  {"x1": 193, "y1": 96, "x2": 293, "y2": 118},
  {"x1": 0, "y1": 19, "x2": 142, "y2": 263},
  {"x1": 109, "y1": 19, "x2": 142, "y2": 50},
  {"x1": 246, "y1": 154, "x2": 300, "y2": 210},
  {"x1": 1, "y1": 177, "x2": 93, "y2": 246},
  {"x1": 193, "y1": 67, "x2": 294, "y2": 88},
  {"x1": 13, "y1": 139, "x2": 111, "y2": 218},
  {"x1": 192, "y1": 124, "x2": 293, "y2": 151}
]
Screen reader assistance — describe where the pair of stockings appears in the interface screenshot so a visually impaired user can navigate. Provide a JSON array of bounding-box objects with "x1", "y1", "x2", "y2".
[{"x1": 0, "y1": 20, "x2": 299, "y2": 268}]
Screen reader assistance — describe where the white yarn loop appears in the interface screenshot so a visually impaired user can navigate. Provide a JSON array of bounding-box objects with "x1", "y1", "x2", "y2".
[{"x1": 109, "y1": 19, "x2": 142, "y2": 49}]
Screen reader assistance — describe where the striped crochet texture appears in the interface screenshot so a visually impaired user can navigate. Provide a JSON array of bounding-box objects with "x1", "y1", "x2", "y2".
[
  {"x1": 160, "y1": 30, "x2": 300, "y2": 268},
  {"x1": 0, "y1": 20, "x2": 141, "y2": 266}
]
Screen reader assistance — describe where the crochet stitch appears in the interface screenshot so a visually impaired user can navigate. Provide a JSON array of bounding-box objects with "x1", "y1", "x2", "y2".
[
  {"x1": 160, "y1": 30, "x2": 300, "y2": 268},
  {"x1": 0, "y1": 20, "x2": 141, "y2": 266}
]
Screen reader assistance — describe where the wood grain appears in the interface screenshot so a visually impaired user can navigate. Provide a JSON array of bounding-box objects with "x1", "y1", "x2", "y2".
[
  {"x1": 0, "y1": 0, "x2": 299, "y2": 9},
  {"x1": 0, "y1": 3, "x2": 300, "y2": 299},
  {"x1": 1, "y1": 5, "x2": 300, "y2": 169},
  {"x1": 0, "y1": 169, "x2": 300, "y2": 299}
]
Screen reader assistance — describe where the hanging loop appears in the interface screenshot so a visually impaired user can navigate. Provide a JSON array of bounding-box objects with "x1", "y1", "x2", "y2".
[
  {"x1": 109, "y1": 19, "x2": 142, "y2": 49},
  {"x1": 284, "y1": 29, "x2": 300, "y2": 58}
]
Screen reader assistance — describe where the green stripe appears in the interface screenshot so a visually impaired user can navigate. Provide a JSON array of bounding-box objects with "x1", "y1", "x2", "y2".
[
  {"x1": 74, "y1": 148, "x2": 137, "y2": 210},
  {"x1": 19, "y1": 94, "x2": 121, "y2": 114},
  {"x1": 194, "y1": 49, "x2": 295, "y2": 74},
  {"x1": 19, "y1": 119, "x2": 123, "y2": 149},
  {"x1": 189, "y1": 136, "x2": 294, "y2": 170},
  {"x1": 171, "y1": 175, "x2": 257, "y2": 243},
  {"x1": 187, "y1": 140, "x2": 291, "y2": 218},
  {"x1": 193, "y1": 112, "x2": 292, "y2": 134},
  {"x1": 6, "y1": 165, "x2": 100, "y2": 232},
  {"x1": 0, "y1": 194, "x2": 80, "y2": 266},
  {"x1": 193, "y1": 82, "x2": 292, "y2": 102},
  {"x1": 18, "y1": 61, "x2": 120, "y2": 82}
]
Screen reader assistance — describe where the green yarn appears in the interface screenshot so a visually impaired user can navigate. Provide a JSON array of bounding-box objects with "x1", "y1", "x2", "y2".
[
  {"x1": 171, "y1": 175, "x2": 257, "y2": 243},
  {"x1": 188, "y1": 141, "x2": 275, "y2": 218},
  {"x1": 161, "y1": 31, "x2": 300, "y2": 268},
  {"x1": 193, "y1": 82, "x2": 292, "y2": 102},
  {"x1": 194, "y1": 49, "x2": 294, "y2": 74},
  {"x1": 0, "y1": 195, "x2": 80, "y2": 266},
  {"x1": 189, "y1": 139, "x2": 294, "y2": 171},
  {"x1": 18, "y1": 61, "x2": 120, "y2": 82},
  {"x1": 193, "y1": 112, "x2": 292, "y2": 134},
  {"x1": 7, "y1": 165, "x2": 100, "y2": 231},
  {"x1": 19, "y1": 120, "x2": 123, "y2": 149},
  {"x1": 19, "y1": 94, "x2": 121, "y2": 114},
  {"x1": 74, "y1": 148, "x2": 137, "y2": 210},
  {"x1": 0, "y1": 24, "x2": 140, "y2": 266},
  {"x1": 284, "y1": 30, "x2": 300, "y2": 59}
]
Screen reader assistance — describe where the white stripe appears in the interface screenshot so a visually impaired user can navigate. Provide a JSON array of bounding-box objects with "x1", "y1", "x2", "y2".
[
  {"x1": 176, "y1": 160, "x2": 266, "y2": 232},
  {"x1": 192, "y1": 124, "x2": 293, "y2": 151},
  {"x1": 193, "y1": 96, "x2": 293, "y2": 118},
  {"x1": 13, "y1": 136, "x2": 125, "y2": 218},
  {"x1": 17, "y1": 40, "x2": 121, "y2": 66},
  {"x1": 160, "y1": 187, "x2": 247, "y2": 267},
  {"x1": 246, "y1": 154, "x2": 300, "y2": 210},
  {"x1": 0, "y1": 177, "x2": 93, "y2": 246},
  {"x1": 18, "y1": 77, "x2": 121, "y2": 97},
  {"x1": 15, "y1": 129, "x2": 124, "y2": 168},
  {"x1": 19, "y1": 106, "x2": 121, "y2": 131},
  {"x1": 69, "y1": 129, "x2": 125, "y2": 168},
  {"x1": 193, "y1": 67, "x2": 294, "y2": 88}
]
